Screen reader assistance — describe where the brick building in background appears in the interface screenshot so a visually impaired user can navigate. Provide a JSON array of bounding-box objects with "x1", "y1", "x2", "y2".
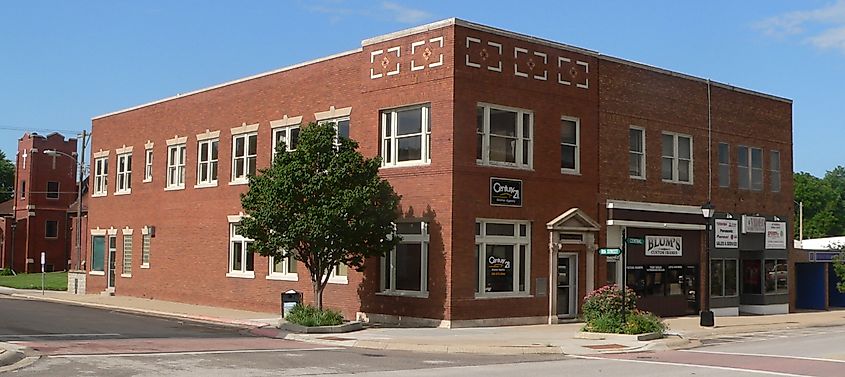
[
  {"x1": 81, "y1": 19, "x2": 792, "y2": 326},
  {"x1": 1, "y1": 133, "x2": 78, "y2": 273}
]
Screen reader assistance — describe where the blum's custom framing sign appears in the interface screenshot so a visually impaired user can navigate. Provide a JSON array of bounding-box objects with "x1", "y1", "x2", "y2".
[
  {"x1": 490, "y1": 177, "x2": 522, "y2": 207},
  {"x1": 645, "y1": 235, "x2": 683, "y2": 256}
]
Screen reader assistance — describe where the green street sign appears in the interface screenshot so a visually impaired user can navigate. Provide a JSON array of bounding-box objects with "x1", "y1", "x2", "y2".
[
  {"x1": 626, "y1": 237, "x2": 644, "y2": 245},
  {"x1": 598, "y1": 248, "x2": 622, "y2": 256}
]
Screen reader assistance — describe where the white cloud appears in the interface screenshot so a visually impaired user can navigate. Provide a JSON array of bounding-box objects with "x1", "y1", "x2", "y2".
[
  {"x1": 755, "y1": 0, "x2": 845, "y2": 53},
  {"x1": 381, "y1": 2, "x2": 432, "y2": 24}
]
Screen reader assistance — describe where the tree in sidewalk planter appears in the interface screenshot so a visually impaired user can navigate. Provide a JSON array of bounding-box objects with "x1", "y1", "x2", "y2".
[
  {"x1": 239, "y1": 122, "x2": 401, "y2": 311},
  {"x1": 581, "y1": 284, "x2": 666, "y2": 335}
]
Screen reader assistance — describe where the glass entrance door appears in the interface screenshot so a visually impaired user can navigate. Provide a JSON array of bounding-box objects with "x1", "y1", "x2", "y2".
[
  {"x1": 557, "y1": 254, "x2": 577, "y2": 317},
  {"x1": 107, "y1": 235, "x2": 116, "y2": 289}
]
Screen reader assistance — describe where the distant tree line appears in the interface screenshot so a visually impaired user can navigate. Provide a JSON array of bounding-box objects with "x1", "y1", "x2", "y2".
[{"x1": 794, "y1": 166, "x2": 845, "y2": 239}]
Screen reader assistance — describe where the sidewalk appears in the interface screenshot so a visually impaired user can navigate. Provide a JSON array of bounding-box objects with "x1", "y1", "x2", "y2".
[{"x1": 3, "y1": 286, "x2": 845, "y2": 357}]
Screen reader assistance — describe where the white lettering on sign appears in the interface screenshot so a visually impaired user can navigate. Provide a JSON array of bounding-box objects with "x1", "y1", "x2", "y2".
[
  {"x1": 715, "y1": 219, "x2": 739, "y2": 248},
  {"x1": 645, "y1": 236, "x2": 683, "y2": 256},
  {"x1": 492, "y1": 182, "x2": 520, "y2": 199},
  {"x1": 742, "y1": 215, "x2": 766, "y2": 234},
  {"x1": 765, "y1": 221, "x2": 787, "y2": 249}
]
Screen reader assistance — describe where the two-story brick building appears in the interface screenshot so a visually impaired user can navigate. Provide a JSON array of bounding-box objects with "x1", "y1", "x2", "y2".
[{"x1": 79, "y1": 19, "x2": 793, "y2": 326}]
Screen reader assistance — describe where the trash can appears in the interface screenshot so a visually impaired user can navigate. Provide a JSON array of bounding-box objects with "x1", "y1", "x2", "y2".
[{"x1": 281, "y1": 290, "x2": 302, "y2": 317}]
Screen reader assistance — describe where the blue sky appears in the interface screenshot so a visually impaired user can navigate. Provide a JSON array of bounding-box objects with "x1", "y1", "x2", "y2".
[{"x1": 1, "y1": 1, "x2": 843, "y2": 177}]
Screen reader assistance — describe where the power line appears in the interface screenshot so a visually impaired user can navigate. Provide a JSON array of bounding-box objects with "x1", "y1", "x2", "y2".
[{"x1": 0, "y1": 125, "x2": 83, "y2": 134}]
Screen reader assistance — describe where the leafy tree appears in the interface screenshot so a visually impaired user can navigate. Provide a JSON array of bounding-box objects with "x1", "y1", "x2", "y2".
[
  {"x1": 0, "y1": 150, "x2": 14, "y2": 202},
  {"x1": 794, "y1": 172, "x2": 841, "y2": 238},
  {"x1": 835, "y1": 254, "x2": 845, "y2": 294},
  {"x1": 239, "y1": 122, "x2": 400, "y2": 309}
]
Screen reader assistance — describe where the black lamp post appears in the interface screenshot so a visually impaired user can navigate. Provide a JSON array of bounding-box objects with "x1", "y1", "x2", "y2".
[{"x1": 700, "y1": 201, "x2": 715, "y2": 327}]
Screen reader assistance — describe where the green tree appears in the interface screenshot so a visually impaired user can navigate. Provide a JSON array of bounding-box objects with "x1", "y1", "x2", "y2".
[
  {"x1": 794, "y1": 172, "x2": 841, "y2": 238},
  {"x1": 823, "y1": 166, "x2": 845, "y2": 235},
  {"x1": 239, "y1": 122, "x2": 401, "y2": 309},
  {"x1": 835, "y1": 254, "x2": 845, "y2": 294},
  {"x1": 0, "y1": 150, "x2": 14, "y2": 202}
]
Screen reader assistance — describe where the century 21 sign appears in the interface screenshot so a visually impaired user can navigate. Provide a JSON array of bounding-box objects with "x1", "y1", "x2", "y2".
[{"x1": 490, "y1": 177, "x2": 522, "y2": 207}]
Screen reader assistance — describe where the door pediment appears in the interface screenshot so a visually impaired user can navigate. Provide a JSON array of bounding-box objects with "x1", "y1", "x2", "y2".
[{"x1": 546, "y1": 208, "x2": 600, "y2": 232}]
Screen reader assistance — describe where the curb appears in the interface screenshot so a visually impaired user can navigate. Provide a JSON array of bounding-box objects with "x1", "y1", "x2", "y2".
[
  {"x1": 7, "y1": 293, "x2": 272, "y2": 330},
  {"x1": 0, "y1": 343, "x2": 25, "y2": 371}
]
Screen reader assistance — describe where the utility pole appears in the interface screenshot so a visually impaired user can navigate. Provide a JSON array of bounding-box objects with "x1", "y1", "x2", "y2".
[{"x1": 75, "y1": 130, "x2": 87, "y2": 271}]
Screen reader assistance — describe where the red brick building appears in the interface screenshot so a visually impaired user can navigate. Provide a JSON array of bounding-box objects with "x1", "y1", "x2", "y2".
[
  {"x1": 82, "y1": 19, "x2": 792, "y2": 326},
  {"x1": 1, "y1": 133, "x2": 79, "y2": 273}
]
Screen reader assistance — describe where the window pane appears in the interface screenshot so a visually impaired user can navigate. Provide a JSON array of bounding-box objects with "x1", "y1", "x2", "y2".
[
  {"x1": 742, "y1": 259, "x2": 761, "y2": 294},
  {"x1": 737, "y1": 146, "x2": 749, "y2": 167},
  {"x1": 629, "y1": 154, "x2": 642, "y2": 177},
  {"x1": 396, "y1": 108, "x2": 422, "y2": 136},
  {"x1": 397, "y1": 136, "x2": 422, "y2": 161},
  {"x1": 629, "y1": 128, "x2": 643, "y2": 152},
  {"x1": 384, "y1": 252, "x2": 392, "y2": 290},
  {"x1": 200, "y1": 143, "x2": 208, "y2": 161},
  {"x1": 273, "y1": 258, "x2": 284, "y2": 273},
  {"x1": 725, "y1": 260, "x2": 738, "y2": 296},
  {"x1": 248, "y1": 156, "x2": 256, "y2": 176},
  {"x1": 678, "y1": 160, "x2": 690, "y2": 182},
  {"x1": 661, "y1": 157, "x2": 673, "y2": 180},
  {"x1": 485, "y1": 244, "x2": 514, "y2": 292},
  {"x1": 751, "y1": 168, "x2": 763, "y2": 190},
  {"x1": 211, "y1": 141, "x2": 219, "y2": 160},
  {"x1": 770, "y1": 150, "x2": 780, "y2": 170},
  {"x1": 485, "y1": 223, "x2": 515, "y2": 236},
  {"x1": 518, "y1": 245, "x2": 526, "y2": 292},
  {"x1": 288, "y1": 257, "x2": 297, "y2": 273},
  {"x1": 248, "y1": 135, "x2": 257, "y2": 156},
  {"x1": 560, "y1": 120, "x2": 576, "y2": 145},
  {"x1": 290, "y1": 128, "x2": 300, "y2": 149},
  {"x1": 246, "y1": 244, "x2": 254, "y2": 272},
  {"x1": 232, "y1": 243, "x2": 242, "y2": 271},
  {"x1": 489, "y1": 109, "x2": 516, "y2": 136},
  {"x1": 92, "y1": 236, "x2": 105, "y2": 271},
  {"x1": 678, "y1": 137, "x2": 691, "y2": 159},
  {"x1": 395, "y1": 243, "x2": 422, "y2": 291},
  {"x1": 751, "y1": 148, "x2": 762, "y2": 169},
  {"x1": 561, "y1": 145, "x2": 575, "y2": 170},
  {"x1": 775, "y1": 259, "x2": 787, "y2": 293},
  {"x1": 337, "y1": 120, "x2": 350, "y2": 139},
  {"x1": 711, "y1": 260, "x2": 724, "y2": 297},
  {"x1": 476, "y1": 134, "x2": 483, "y2": 160},
  {"x1": 661, "y1": 134, "x2": 674, "y2": 157},
  {"x1": 396, "y1": 222, "x2": 422, "y2": 235},
  {"x1": 718, "y1": 143, "x2": 729, "y2": 164},
  {"x1": 764, "y1": 260, "x2": 776, "y2": 293},
  {"x1": 476, "y1": 107, "x2": 484, "y2": 133},
  {"x1": 719, "y1": 164, "x2": 730, "y2": 187},
  {"x1": 235, "y1": 137, "x2": 245, "y2": 157},
  {"x1": 519, "y1": 224, "x2": 527, "y2": 237},
  {"x1": 522, "y1": 113, "x2": 530, "y2": 138},
  {"x1": 738, "y1": 166, "x2": 750, "y2": 189},
  {"x1": 771, "y1": 171, "x2": 781, "y2": 192},
  {"x1": 489, "y1": 136, "x2": 516, "y2": 163}
]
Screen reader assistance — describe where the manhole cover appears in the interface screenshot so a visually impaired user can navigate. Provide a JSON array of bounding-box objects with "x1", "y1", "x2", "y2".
[{"x1": 583, "y1": 344, "x2": 626, "y2": 350}]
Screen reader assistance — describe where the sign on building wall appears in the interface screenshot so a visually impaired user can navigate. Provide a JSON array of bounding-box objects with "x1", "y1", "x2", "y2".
[
  {"x1": 715, "y1": 219, "x2": 739, "y2": 248},
  {"x1": 490, "y1": 178, "x2": 522, "y2": 207},
  {"x1": 742, "y1": 215, "x2": 766, "y2": 234},
  {"x1": 765, "y1": 222, "x2": 787, "y2": 249},
  {"x1": 645, "y1": 236, "x2": 683, "y2": 256}
]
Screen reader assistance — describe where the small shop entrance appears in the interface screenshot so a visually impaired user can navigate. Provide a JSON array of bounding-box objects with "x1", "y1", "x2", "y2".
[{"x1": 557, "y1": 253, "x2": 577, "y2": 318}]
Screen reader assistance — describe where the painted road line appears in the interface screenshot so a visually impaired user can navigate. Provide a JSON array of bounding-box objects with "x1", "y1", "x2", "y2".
[
  {"x1": 49, "y1": 346, "x2": 344, "y2": 358},
  {"x1": 682, "y1": 349, "x2": 845, "y2": 364},
  {"x1": 1, "y1": 333, "x2": 122, "y2": 338},
  {"x1": 571, "y1": 355, "x2": 812, "y2": 377}
]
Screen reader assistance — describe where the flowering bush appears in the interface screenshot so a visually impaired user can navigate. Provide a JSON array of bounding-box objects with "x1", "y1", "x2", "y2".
[
  {"x1": 581, "y1": 284, "x2": 665, "y2": 335},
  {"x1": 581, "y1": 284, "x2": 636, "y2": 323}
]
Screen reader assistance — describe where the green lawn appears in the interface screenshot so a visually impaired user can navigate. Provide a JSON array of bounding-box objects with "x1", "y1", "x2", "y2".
[{"x1": 0, "y1": 272, "x2": 67, "y2": 291}]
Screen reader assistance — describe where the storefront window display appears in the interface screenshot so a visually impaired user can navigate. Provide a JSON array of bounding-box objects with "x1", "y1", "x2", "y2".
[
  {"x1": 764, "y1": 259, "x2": 787, "y2": 294},
  {"x1": 742, "y1": 259, "x2": 762, "y2": 294}
]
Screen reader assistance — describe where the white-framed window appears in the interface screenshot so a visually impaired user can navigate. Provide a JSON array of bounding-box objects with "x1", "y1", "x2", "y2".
[
  {"x1": 196, "y1": 138, "x2": 219, "y2": 187},
  {"x1": 231, "y1": 133, "x2": 257, "y2": 183},
  {"x1": 737, "y1": 146, "x2": 763, "y2": 191},
  {"x1": 141, "y1": 231, "x2": 151, "y2": 268},
  {"x1": 46, "y1": 181, "x2": 59, "y2": 200},
  {"x1": 227, "y1": 221, "x2": 254, "y2": 278},
  {"x1": 770, "y1": 150, "x2": 781, "y2": 193},
  {"x1": 143, "y1": 148, "x2": 153, "y2": 182},
  {"x1": 328, "y1": 263, "x2": 349, "y2": 284},
  {"x1": 122, "y1": 233, "x2": 132, "y2": 277},
  {"x1": 318, "y1": 117, "x2": 351, "y2": 145},
  {"x1": 380, "y1": 105, "x2": 431, "y2": 167},
  {"x1": 718, "y1": 142, "x2": 730, "y2": 188},
  {"x1": 476, "y1": 103, "x2": 533, "y2": 169},
  {"x1": 629, "y1": 127, "x2": 645, "y2": 179},
  {"x1": 268, "y1": 254, "x2": 298, "y2": 281},
  {"x1": 661, "y1": 132, "x2": 692, "y2": 184},
  {"x1": 93, "y1": 157, "x2": 108, "y2": 196},
  {"x1": 116, "y1": 153, "x2": 132, "y2": 194},
  {"x1": 381, "y1": 222, "x2": 429, "y2": 296},
  {"x1": 710, "y1": 258, "x2": 738, "y2": 297},
  {"x1": 166, "y1": 144, "x2": 186, "y2": 190},
  {"x1": 272, "y1": 126, "x2": 300, "y2": 160},
  {"x1": 560, "y1": 116, "x2": 580, "y2": 174},
  {"x1": 45, "y1": 220, "x2": 58, "y2": 239},
  {"x1": 475, "y1": 219, "x2": 531, "y2": 297}
]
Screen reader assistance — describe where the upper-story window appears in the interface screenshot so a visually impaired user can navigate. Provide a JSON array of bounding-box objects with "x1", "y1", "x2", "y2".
[
  {"x1": 770, "y1": 150, "x2": 781, "y2": 193},
  {"x1": 381, "y1": 105, "x2": 431, "y2": 167},
  {"x1": 143, "y1": 148, "x2": 153, "y2": 183},
  {"x1": 738, "y1": 146, "x2": 763, "y2": 191},
  {"x1": 718, "y1": 143, "x2": 730, "y2": 188},
  {"x1": 93, "y1": 157, "x2": 108, "y2": 196},
  {"x1": 476, "y1": 103, "x2": 533, "y2": 169},
  {"x1": 629, "y1": 127, "x2": 645, "y2": 179},
  {"x1": 560, "y1": 117, "x2": 580, "y2": 174},
  {"x1": 272, "y1": 126, "x2": 300, "y2": 160},
  {"x1": 116, "y1": 153, "x2": 132, "y2": 194},
  {"x1": 46, "y1": 181, "x2": 59, "y2": 200},
  {"x1": 166, "y1": 144, "x2": 186, "y2": 190},
  {"x1": 661, "y1": 132, "x2": 692, "y2": 184},
  {"x1": 231, "y1": 133, "x2": 257, "y2": 183},
  {"x1": 20, "y1": 180, "x2": 26, "y2": 200},
  {"x1": 196, "y1": 138, "x2": 219, "y2": 187}
]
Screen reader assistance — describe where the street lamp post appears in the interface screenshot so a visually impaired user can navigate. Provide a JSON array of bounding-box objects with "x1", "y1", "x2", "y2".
[
  {"x1": 700, "y1": 201, "x2": 716, "y2": 327},
  {"x1": 43, "y1": 143, "x2": 86, "y2": 272}
]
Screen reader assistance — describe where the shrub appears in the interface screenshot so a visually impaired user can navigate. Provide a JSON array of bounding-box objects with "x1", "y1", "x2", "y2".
[
  {"x1": 581, "y1": 284, "x2": 666, "y2": 335},
  {"x1": 624, "y1": 310, "x2": 667, "y2": 335},
  {"x1": 0, "y1": 268, "x2": 13, "y2": 276},
  {"x1": 285, "y1": 303, "x2": 343, "y2": 327},
  {"x1": 581, "y1": 284, "x2": 636, "y2": 323}
]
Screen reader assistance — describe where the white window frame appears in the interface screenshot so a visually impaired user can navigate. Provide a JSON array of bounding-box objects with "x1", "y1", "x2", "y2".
[
  {"x1": 272, "y1": 125, "x2": 300, "y2": 161},
  {"x1": 751, "y1": 147, "x2": 764, "y2": 191},
  {"x1": 143, "y1": 148, "x2": 153, "y2": 183},
  {"x1": 121, "y1": 230, "x2": 133, "y2": 278},
  {"x1": 196, "y1": 138, "x2": 219, "y2": 188},
  {"x1": 230, "y1": 133, "x2": 257, "y2": 185},
  {"x1": 770, "y1": 150, "x2": 781, "y2": 193},
  {"x1": 328, "y1": 262, "x2": 349, "y2": 284},
  {"x1": 718, "y1": 142, "x2": 730, "y2": 188},
  {"x1": 166, "y1": 144, "x2": 186, "y2": 190},
  {"x1": 661, "y1": 132, "x2": 693, "y2": 184},
  {"x1": 267, "y1": 254, "x2": 298, "y2": 281},
  {"x1": 227, "y1": 219, "x2": 255, "y2": 279},
  {"x1": 380, "y1": 105, "x2": 431, "y2": 167},
  {"x1": 629, "y1": 126, "x2": 645, "y2": 179},
  {"x1": 380, "y1": 222, "x2": 429, "y2": 297},
  {"x1": 560, "y1": 116, "x2": 580, "y2": 174},
  {"x1": 141, "y1": 227, "x2": 151, "y2": 269},
  {"x1": 476, "y1": 103, "x2": 533, "y2": 170},
  {"x1": 115, "y1": 153, "x2": 132, "y2": 195},
  {"x1": 318, "y1": 117, "x2": 351, "y2": 146},
  {"x1": 474, "y1": 219, "x2": 531, "y2": 298},
  {"x1": 93, "y1": 157, "x2": 108, "y2": 197}
]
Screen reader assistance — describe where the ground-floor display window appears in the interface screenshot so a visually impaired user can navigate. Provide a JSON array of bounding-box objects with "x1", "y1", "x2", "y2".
[
  {"x1": 227, "y1": 221, "x2": 254, "y2": 278},
  {"x1": 91, "y1": 235, "x2": 105, "y2": 272},
  {"x1": 474, "y1": 219, "x2": 530, "y2": 296},
  {"x1": 626, "y1": 265, "x2": 695, "y2": 298},
  {"x1": 764, "y1": 259, "x2": 787, "y2": 294},
  {"x1": 711, "y1": 259, "x2": 738, "y2": 297},
  {"x1": 381, "y1": 222, "x2": 429, "y2": 295},
  {"x1": 742, "y1": 259, "x2": 762, "y2": 294}
]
